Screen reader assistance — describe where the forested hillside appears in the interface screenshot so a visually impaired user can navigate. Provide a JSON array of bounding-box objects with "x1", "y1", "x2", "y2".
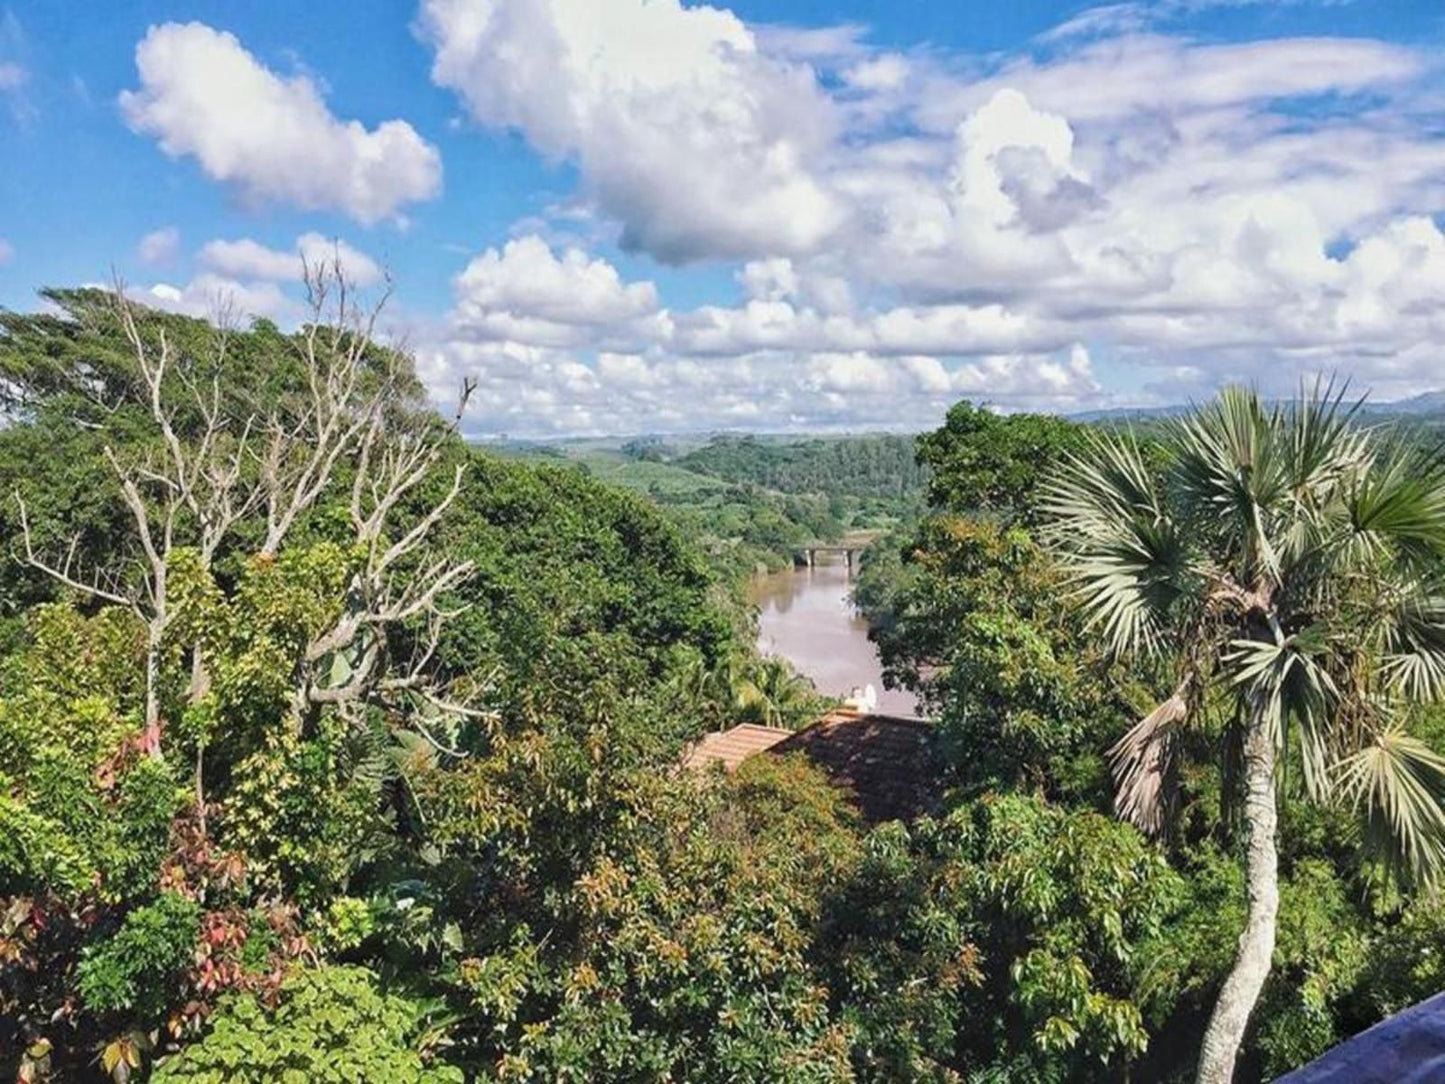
[
  {"x1": 7, "y1": 287, "x2": 1445, "y2": 1083},
  {"x1": 674, "y1": 434, "x2": 928, "y2": 500},
  {"x1": 497, "y1": 433, "x2": 925, "y2": 580}
]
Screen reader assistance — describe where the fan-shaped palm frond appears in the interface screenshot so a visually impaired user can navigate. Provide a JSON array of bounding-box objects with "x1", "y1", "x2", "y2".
[
  {"x1": 1043, "y1": 431, "x2": 1187, "y2": 658},
  {"x1": 1225, "y1": 629, "x2": 1336, "y2": 799},
  {"x1": 1171, "y1": 386, "x2": 1288, "y2": 583},
  {"x1": 1280, "y1": 377, "x2": 1367, "y2": 494},
  {"x1": 1381, "y1": 589, "x2": 1445, "y2": 703},
  {"x1": 1340, "y1": 440, "x2": 1445, "y2": 569},
  {"x1": 1272, "y1": 378, "x2": 1369, "y2": 572},
  {"x1": 1334, "y1": 723, "x2": 1445, "y2": 886}
]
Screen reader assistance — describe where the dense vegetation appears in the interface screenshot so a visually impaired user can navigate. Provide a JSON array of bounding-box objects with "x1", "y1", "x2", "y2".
[
  {"x1": 673, "y1": 434, "x2": 926, "y2": 500},
  {"x1": 6, "y1": 285, "x2": 1445, "y2": 1083},
  {"x1": 858, "y1": 393, "x2": 1445, "y2": 1081}
]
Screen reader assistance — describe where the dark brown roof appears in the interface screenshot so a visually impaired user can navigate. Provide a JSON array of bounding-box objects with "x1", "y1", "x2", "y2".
[
  {"x1": 681, "y1": 723, "x2": 793, "y2": 772},
  {"x1": 770, "y1": 709, "x2": 942, "y2": 823}
]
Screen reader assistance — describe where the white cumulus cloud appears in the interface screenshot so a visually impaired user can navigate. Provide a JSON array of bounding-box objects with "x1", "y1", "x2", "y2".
[
  {"x1": 198, "y1": 233, "x2": 383, "y2": 286},
  {"x1": 138, "y1": 226, "x2": 180, "y2": 266},
  {"x1": 450, "y1": 235, "x2": 667, "y2": 347},
  {"x1": 121, "y1": 22, "x2": 441, "y2": 224},
  {"x1": 418, "y1": 0, "x2": 842, "y2": 261}
]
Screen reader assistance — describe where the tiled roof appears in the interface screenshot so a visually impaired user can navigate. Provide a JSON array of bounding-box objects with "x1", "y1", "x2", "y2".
[
  {"x1": 681, "y1": 723, "x2": 793, "y2": 772},
  {"x1": 770, "y1": 709, "x2": 942, "y2": 823}
]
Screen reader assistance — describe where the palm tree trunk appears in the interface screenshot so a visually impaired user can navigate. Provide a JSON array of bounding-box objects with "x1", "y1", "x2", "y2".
[{"x1": 1196, "y1": 703, "x2": 1279, "y2": 1083}]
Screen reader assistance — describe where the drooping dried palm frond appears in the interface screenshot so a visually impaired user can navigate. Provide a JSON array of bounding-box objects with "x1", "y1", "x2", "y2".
[{"x1": 1109, "y1": 686, "x2": 1190, "y2": 836}]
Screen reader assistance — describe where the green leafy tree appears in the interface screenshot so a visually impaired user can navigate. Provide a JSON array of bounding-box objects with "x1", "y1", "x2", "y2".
[
  {"x1": 828, "y1": 793, "x2": 1182, "y2": 1082},
  {"x1": 916, "y1": 401, "x2": 1089, "y2": 524},
  {"x1": 1044, "y1": 385, "x2": 1445, "y2": 1082},
  {"x1": 151, "y1": 965, "x2": 462, "y2": 1083},
  {"x1": 425, "y1": 754, "x2": 861, "y2": 1081},
  {"x1": 863, "y1": 516, "x2": 1132, "y2": 803}
]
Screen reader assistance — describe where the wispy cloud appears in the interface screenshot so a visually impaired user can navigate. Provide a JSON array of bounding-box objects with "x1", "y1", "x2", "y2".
[
  {"x1": 1041, "y1": 0, "x2": 1360, "y2": 43},
  {"x1": 0, "y1": 9, "x2": 36, "y2": 128}
]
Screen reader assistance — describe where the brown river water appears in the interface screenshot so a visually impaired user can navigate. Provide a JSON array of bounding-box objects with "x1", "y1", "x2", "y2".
[{"x1": 748, "y1": 554, "x2": 921, "y2": 718}]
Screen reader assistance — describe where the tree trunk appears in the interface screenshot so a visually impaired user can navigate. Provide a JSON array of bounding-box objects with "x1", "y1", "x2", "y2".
[
  {"x1": 188, "y1": 641, "x2": 212, "y2": 704},
  {"x1": 1196, "y1": 702, "x2": 1279, "y2": 1084},
  {"x1": 142, "y1": 625, "x2": 164, "y2": 760},
  {"x1": 189, "y1": 643, "x2": 210, "y2": 832}
]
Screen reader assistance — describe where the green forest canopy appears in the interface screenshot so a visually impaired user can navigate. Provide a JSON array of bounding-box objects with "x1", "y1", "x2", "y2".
[{"x1": 4, "y1": 290, "x2": 1445, "y2": 1082}]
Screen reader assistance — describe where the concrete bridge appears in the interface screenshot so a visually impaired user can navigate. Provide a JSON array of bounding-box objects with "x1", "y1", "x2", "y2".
[
  {"x1": 794, "y1": 530, "x2": 881, "y2": 571},
  {"x1": 796, "y1": 543, "x2": 864, "y2": 570}
]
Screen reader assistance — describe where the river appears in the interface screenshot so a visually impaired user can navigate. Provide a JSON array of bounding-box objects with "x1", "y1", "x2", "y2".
[{"x1": 748, "y1": 553, "x2": 920, "y2": 718}]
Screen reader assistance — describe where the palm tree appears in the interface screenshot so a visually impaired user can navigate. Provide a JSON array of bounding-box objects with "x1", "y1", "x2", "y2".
[
  {"x1": 1043, "y1": 384, "x2": 1445, "y2": 1083},
  {"x1": 734, "y1": 656, "x2": 819, "y2": 730}
]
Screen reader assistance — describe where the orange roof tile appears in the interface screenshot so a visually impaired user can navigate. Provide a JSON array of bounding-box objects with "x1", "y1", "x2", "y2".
[
  {"x1": 770, "y1": 709, "x2": 942, "y2": 823},
  {"x1": 681, "y1": 723, "x2": 793, "y2": 772}
]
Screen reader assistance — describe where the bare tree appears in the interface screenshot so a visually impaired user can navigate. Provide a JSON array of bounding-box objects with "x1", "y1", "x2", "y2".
[
  {"x1": 260, "y1": 261, "x2": 482, "y2": 739},
  {"x1": 18, "y1": 284, "x2": 260, "y2": 757},
  {"x1": 257, "y1": 264, "x2": 393, "y2": 559},
  {"x1": 17, "y1": 260, "x2": 481, "y2": 778}
]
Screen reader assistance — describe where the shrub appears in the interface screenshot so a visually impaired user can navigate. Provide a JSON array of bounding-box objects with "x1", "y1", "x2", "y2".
[
  {"x1": 77, "y1": 892, "x2": 201, "y2": 1018},
  {"x1": 151, "y1": 965, "x2": 462, "y2": 1083}
]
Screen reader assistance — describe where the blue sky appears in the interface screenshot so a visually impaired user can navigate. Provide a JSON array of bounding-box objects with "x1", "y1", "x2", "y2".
[{"x1": 2, "y1": 0, "x2": 1444, "y2": 436}]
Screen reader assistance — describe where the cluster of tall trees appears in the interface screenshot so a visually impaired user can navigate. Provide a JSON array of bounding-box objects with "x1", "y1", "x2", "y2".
[
  {"x1": 859, "y1": 394, "x2": 1445, "y2": 1080},
  {"x1": 6, "y1": 281, "x2": 1445, "y2": 1083},
  {"x1": 0, "y1": 283, "x2": 820, "y2": 1081}
]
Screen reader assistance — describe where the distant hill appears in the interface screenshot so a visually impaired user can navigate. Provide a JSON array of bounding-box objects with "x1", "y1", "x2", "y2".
[
  {"x1": 1072, "y1": 389, "x2": 1445, "y2": 425},
  {"x1": 1373, "y1": 389, "x2": 1445, "y2": 415},
  {"x1": 1067, "y1": 404, "x2": 1194, "y2": 424},
  {"x1": 473, "y1": 390, "x2": 1445, "y2": 448}
]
